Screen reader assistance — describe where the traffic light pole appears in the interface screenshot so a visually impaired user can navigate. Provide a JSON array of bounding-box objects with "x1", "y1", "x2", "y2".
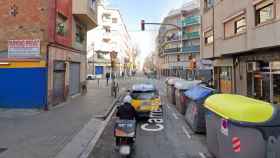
[{"x1": 141, "y1": 21, "x2": 182, "y2": 31}]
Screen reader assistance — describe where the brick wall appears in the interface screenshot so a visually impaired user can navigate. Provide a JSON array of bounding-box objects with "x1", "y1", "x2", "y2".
[{"x1": 0, "y1": 0, "x2": 49, "y2": 58}]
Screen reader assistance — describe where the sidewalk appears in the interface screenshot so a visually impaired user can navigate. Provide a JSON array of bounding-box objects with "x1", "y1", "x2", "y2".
[{"x1": 0, "y1": 79, "x2": 130, "y2": 158}]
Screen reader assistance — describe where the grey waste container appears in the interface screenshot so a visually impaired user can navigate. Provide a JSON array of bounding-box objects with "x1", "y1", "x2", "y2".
[
  {"x1": 166, "y1": 78, "x2": 179, "y2": 105},
  {"x1": 204, "y1": 94, "x2": 280, "y2": 158},
  {"x1": 174, "y1": 80, "x2": 202, "y2": 114},
  {"x1": 184, "y1": 85, "x2": 214, "y2": 133}
]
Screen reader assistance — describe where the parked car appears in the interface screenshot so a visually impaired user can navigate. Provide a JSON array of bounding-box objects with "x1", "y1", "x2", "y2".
[
  {"x1": 129, "y1": 84, "x2": 161, "y2": 118},
  {"x1": 87, "y1": 74, "x2": 96, "y2": 80}
]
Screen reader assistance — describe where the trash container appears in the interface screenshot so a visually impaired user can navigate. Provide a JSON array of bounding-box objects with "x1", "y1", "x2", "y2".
[
  {"x1": 174, "y1": 80, "x2": 202, "y2": 114},
  {"x1": 184, "y1": 85, "x2": 215, "y2": 133},
  {"x1": 166, "y1": 78, "x2": 180, "y2": 105},
  {"x1": 165, "y1": 77, "x2": 175, "y2": 98},
  {"x1": 204, "y1": 94, "x2": 280, "y2": 158}
]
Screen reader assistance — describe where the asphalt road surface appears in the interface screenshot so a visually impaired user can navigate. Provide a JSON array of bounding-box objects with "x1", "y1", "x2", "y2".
[{"x1": 90, "y1": 78, "x2": 213, "y2": 158}]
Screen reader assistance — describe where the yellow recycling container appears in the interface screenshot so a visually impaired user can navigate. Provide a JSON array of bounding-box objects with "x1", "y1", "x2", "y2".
[{"x1": 204, "y1": 94, "x2": 280, "y2": 158}]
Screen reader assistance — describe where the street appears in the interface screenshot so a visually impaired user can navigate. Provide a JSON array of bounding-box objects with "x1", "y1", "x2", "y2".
[{"x1": 90, "y1": 78, "x2": 212, "y2": 158}]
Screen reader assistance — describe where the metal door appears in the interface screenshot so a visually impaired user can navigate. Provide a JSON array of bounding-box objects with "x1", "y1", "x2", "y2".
[
  {"x1": 69, "y1": 62, "x2": 80, "y2": 96},
  {"x1": 53, "y1": 61, "x2": 65, "y2": 106}
]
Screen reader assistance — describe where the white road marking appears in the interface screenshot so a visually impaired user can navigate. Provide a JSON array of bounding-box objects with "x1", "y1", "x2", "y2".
[
  {"x1": 172, "y1": 113, "x2": 178, "y2": 120},
  {"x1": 166, "y1": 105, "x2": 171, "y2": 109},
  {"x1": 182, "y1": 126, "x2": 191, "y2": 139},
  {"x1": 199, "y1": 152, "x2": 207, "y2": 158}
]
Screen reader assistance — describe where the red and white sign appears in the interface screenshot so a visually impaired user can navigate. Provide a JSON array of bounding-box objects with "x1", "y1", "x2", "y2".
[
  {"x1": 232, "y1": 137, "x2": 241, "y2": 153},
  {"x1": 8, "y1": 39, "x2": 41, "y2": 58}
]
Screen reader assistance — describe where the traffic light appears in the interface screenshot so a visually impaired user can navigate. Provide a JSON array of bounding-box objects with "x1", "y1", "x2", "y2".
[
  {"x1": 191, "y1": 58, "x2": 197, "y2": 69},
  {"x1": 177, "y1": 54, "x2": 180, "y2": 62},
  {"x1": 141, "y1": 20, "x2": 145, "y2": 31}
]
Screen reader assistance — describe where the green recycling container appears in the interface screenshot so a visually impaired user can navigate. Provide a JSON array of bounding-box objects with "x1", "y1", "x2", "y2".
[{"x1": 204, "y1": 94, "x2": 280, "y2": 158}]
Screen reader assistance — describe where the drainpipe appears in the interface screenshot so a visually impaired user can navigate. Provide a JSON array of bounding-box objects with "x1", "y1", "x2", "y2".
[{"x1": 45, "y1": 0, "x2": 57, "y2": 111}]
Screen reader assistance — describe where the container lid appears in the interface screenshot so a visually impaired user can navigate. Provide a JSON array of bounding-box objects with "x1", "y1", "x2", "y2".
[
  {"x1": 204, "y1": 94, "x2": 274, "y2": 123},
  {"x1": 175, "y1": 80, "x2": 202, "y2": 90},
  {"x1": 132, "y1": 84, "x2": 155, "y2": 92},
  {"x1": 184, "y1": 86, "x2": 214, "y2": 101},
  {"x1": 167, "y1": 78, "x2": 180, "y2": 85}
]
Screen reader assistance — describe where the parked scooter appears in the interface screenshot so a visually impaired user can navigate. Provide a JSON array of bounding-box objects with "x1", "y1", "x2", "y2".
[{"x1": 114, "y1": 119, "x2": 136, "y2": 157}]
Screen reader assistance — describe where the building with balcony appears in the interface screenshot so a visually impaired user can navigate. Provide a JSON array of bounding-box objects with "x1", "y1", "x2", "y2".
[
  {"x1": 201, "y1": 0, "x2": 280, "y2": 105},
  {"x1": 156, "y1": 0, "x2": 209, "y2": 80},
  {"x1": 0, "y1": 0, "x2": 99, "y2": 109},
  {"x1": 88, "y1": 3, "x2": 136, "y2": 77}
]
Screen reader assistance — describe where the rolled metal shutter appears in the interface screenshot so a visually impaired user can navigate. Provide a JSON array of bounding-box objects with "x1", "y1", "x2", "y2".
[
  {"x1": 69, "y1": 62, "x2": 80, "y2": 96},
  {"x1": 53, "y1": 61, "x2": 66, "y2": 106}
]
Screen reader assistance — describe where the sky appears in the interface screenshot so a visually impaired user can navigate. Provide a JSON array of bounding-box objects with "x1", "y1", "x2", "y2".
[{"x1": 106, "y1": 0, "x2": 189, "y2": 69}]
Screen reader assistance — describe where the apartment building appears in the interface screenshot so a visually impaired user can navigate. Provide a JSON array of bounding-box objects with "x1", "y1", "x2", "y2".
[
  {"x1": 88, "y1": 4, "x2": 135, "y2": 77},
  {"x1": 157, "y1": 1, "x2": 212, "y2": 81},
  {"x1": 201, "y1": 0, "x2": 280, "y2": 104},
  {"x1": 0, "y1": 0, "x2": 98, "y2": 108}
]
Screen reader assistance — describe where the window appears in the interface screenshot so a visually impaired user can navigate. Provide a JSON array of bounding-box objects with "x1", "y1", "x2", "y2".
[
  {"x1": 235, "y1": 17, "x2": 246, "y2": 34},
  {"x1": 104, "y1": 26, "x2": 111, "y2": 32},
  {"x1": 102, "y1": 13, "x2": 111, "y2": 22},
  {"x1": 255, "y1": 1, "x2": 274, "y2": 25},
  {"x1": 75, "y1": 23, "x2": 85, "y2": 43},
  {"x1": 112, "y1": 18, "x2": 118, "y2": 23},
  {"x1": 204, "y1": 0, "x2": 214, "y2": 9},
  {"x1": 224, "y1": 14, "x2": 246, "y2": 38},
  {"x1": 204, "y1": 30, "x2": 213, "y2": 45},
  {"x1": 56, "y1": 13, "x2": 68, "y2": 36},
  {"x1": 90, "y1": 0, "x2": 96, "y2": 10}
]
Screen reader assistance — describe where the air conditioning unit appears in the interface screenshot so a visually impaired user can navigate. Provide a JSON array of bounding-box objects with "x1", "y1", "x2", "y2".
[{"x1": 247, "y1": 62, "x2": 260, "y2": 72}]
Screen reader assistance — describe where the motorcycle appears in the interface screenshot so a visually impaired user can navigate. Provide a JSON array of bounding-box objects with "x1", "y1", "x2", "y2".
[{"x1": 114, "y1": 119, "x2": 136, "y2": 157}]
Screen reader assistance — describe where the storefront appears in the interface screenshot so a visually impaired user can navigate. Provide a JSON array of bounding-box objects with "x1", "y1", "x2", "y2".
[
  {"x1": 213, "y1": 58, "x2": 234, "y2": 93},
  {"x1": 237, "y1": 50, "x2": 280, "y2": 105},
  {"x1": 48, "y1": 45, "x2": 86, "y2": 107},
  {"x1": 246, "y1": 61, "x2": 280, "y2": 105}
]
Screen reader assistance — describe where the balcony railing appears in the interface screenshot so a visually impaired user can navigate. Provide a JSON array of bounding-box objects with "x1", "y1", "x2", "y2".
[
  {"x1": 183, "y1": 31, "x2": 200, "y2": 40},
  {"x1": 164, "y1": 47, "x2": 181, "y2": 53},
  {"x1": 182, "y1": 45, "x2": 200, "y2": 53},
  {"x1": 181, "y1": 16, "x2": 201, "y2": 27}
]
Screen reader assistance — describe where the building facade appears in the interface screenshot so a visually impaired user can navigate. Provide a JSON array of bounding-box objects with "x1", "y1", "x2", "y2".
[
  {"x1": 0, "y1": 0, "x2": 98, "y2": 109},
  {"x1": 88, "y1": 3, "x2": 135, "y2": 77},
  {"x1": 201, "y1": 0, "x2": 280, "y2": 104},
  {"x1": 156, "y1": 1, "x2": 211, "y2": 80}
]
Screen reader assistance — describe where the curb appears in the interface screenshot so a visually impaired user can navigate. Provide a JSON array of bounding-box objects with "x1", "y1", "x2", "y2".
[
  {"x1": 95, "y1": 94, "x2": 124, "y2": 120},
  {"x1": 54, "y1": 94, "x2": 123, "y2": 158},
  {"x1": 79, "y1": 104, "x2": 118, "y2": 158},
  {"x1": 79, "y1": 92, "x2": 126, "y2": 158}
]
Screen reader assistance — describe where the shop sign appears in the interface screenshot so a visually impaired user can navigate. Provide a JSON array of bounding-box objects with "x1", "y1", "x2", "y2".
[
  {"x1": 8, "y1": 39, "x2": 40, "y2": 58},
  {"x1": 198, "y1": 59, "x2": 213, "y2": 70}
]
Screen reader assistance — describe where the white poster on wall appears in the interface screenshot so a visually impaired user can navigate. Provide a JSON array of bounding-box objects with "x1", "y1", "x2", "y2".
[{"x1": 8, "y1": 39, "x2": 41, "y2": 58}]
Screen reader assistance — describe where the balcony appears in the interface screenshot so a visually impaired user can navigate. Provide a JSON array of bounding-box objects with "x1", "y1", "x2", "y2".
[
  {"x1": 183, "y1": 31, "x2": 200, "y2": 40},
  {"x1": 182, "y1": 45, "x2": 200, "y2": 53},
  {"x1": 164, "y1": 47, "x2": 181, "y2": 54},
  {"x1": 181, "y1": 16, "x2": 200, "y2": 27},
  {"x1": 72, "y1": 0, "x2": 98, "y2": 30}
]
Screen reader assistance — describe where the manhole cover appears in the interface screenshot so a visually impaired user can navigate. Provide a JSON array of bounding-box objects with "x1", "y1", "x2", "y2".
[{"x1": 0, "y1": 148, "x2": 7, "y2": 154}]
